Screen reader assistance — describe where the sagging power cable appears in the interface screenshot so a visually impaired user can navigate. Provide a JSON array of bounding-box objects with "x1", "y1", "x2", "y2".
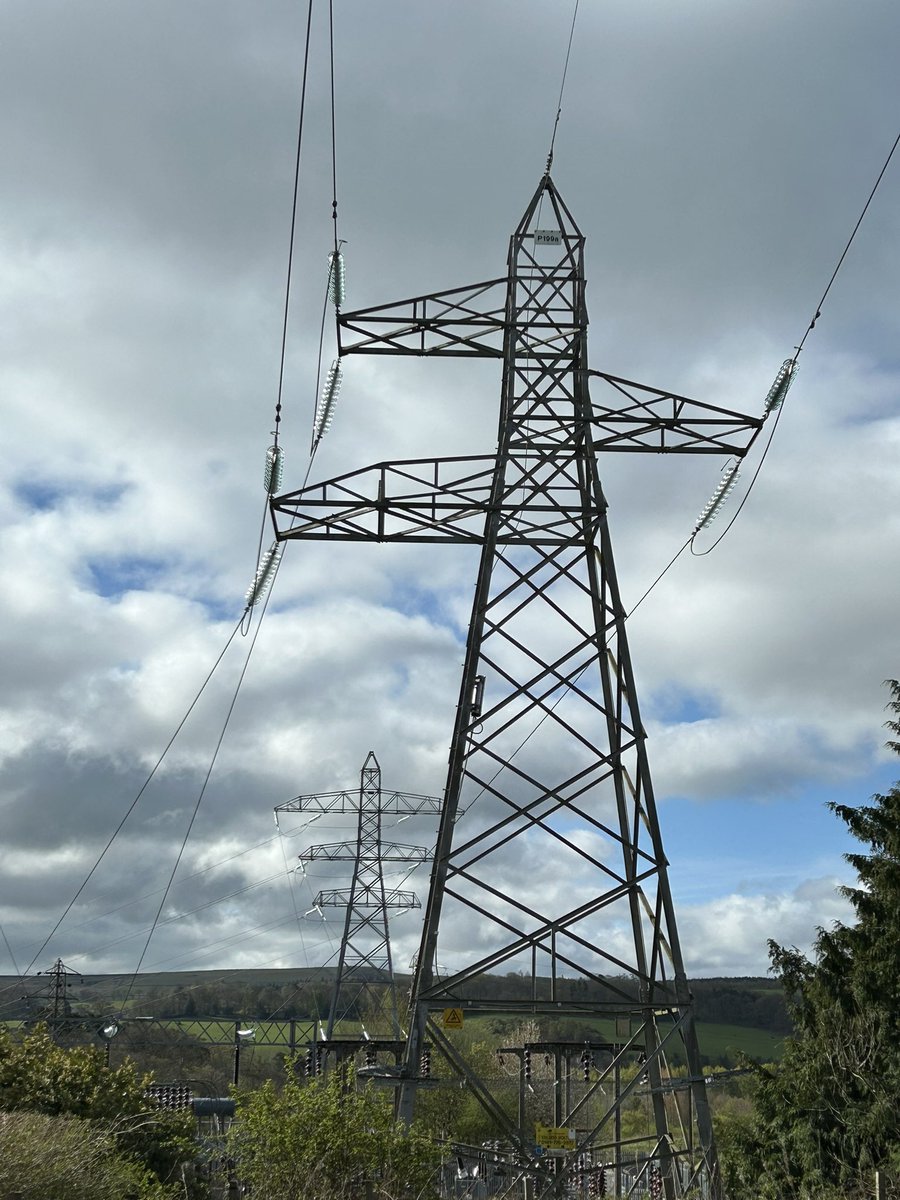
[
  {"x1": 643, "y1": 126, "x2": 900, "y2": 578},
  {"x1": 30, "y1": 6, "x2": 324, "y2": 977},
  {"x1": 545, "y1": 0, "x2": 580, "y2": 174},
  {"x1": 23, "y1": 614, "x2": 246, "y2": 977},
  {"x1": 122, "y1": 1, "x2": 343, "y2": 985},
  {"x1": 121, "y1": 578, "x2": 281, "y2": 1008}
]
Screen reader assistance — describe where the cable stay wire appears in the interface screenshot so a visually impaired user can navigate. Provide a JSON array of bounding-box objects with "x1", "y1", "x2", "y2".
[
  {"x1": 54, "y1": 829, "x2": 299, "y2": 931},
  {"x1": 272, "y1": 0, "x2": 315, "y2": 459},
  {"x1": 29, "y1": 807, "x2": 355, "y2": 990},
  {"x1": 47, "y1": 868, "x2": 292, "y2": 969},
  {"x1": 328, "y1": 0, "x2": 339, "y2": 258},
  {"x1": 627, "y1": 537, "x2": 693, "y2": 618},
  {"x1": 795, "y1": 127, "x2": 900, "y2": 358},
  {"x1": 0, "y1": 825, "x2": 331, "y2": 997},
  {"x1": 529, "y1": 0, "x2": 580, "y2": 255}
]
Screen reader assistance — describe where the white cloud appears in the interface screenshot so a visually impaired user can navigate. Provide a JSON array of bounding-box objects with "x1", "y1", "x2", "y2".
[
  {"x1": 679, "y1": 878, "x2": 854, "y2": 977},
  {"x1": 1, "y1": 1, "x2": 897, "y2": 985}
]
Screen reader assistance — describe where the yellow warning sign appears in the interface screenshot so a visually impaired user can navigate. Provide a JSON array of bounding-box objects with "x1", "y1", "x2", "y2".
[
  {"x1": 442, "y1": 1008, "x2": 464, "y2": 1029},
  {"x1": 535, "y1": 1124, "x2": 576, "y2": 1152}
]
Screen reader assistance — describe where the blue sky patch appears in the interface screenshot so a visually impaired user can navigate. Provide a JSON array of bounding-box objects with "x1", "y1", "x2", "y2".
[
  {"x1": 649, "y1": 686, "x2": 720, "y2": 725},
  {"x1": 87, "y1": 555, "x2": 167, "y2": 599},
  {"x1": 16, "y1": 480, "x2": 129, "y2": 513}
]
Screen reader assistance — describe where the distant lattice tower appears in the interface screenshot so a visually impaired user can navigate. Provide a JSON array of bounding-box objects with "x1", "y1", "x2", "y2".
[
  {"x1": 33, "y1": 957, "x2": 80, "y2": 1030},
  {"x1": 273, "y1": 175, "x2": 763, "y2": 1198},
  {"x1": 277, "y1": 752, "x2": 441, "y2": 1041}
]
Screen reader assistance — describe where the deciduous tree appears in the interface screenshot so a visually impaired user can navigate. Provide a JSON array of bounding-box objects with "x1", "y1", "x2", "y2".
[
  {"x1": 0, "y1": 1024, "x2": 194, "y2": 1194},
  {"x1": 229, "y1": 1063, "x2": 440, "y2": 1200}
]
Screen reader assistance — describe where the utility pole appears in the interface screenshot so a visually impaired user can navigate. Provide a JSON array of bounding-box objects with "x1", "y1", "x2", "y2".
[
  {"x1": 272, "y1": 174, "x2": 762, "y2": 1197},
  {"x1": 276, "y1": 752, "x2": 441, "y2": 1053}
]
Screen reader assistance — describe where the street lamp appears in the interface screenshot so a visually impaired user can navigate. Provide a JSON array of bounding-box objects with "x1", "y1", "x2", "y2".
[
  {"x1": 233, "y1": 1027, "x2": 255, "y2": 1087},
  {"x1": 97, "y1": 1019, "x2": 119, "y2": 1067}
]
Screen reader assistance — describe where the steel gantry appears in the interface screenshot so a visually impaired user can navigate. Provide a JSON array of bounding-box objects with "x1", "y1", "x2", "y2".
[
  {"x1": 276, "y1": 752, "x2": 441, "y2": 1044},
  {"x1": 272, "y1": 175, "x2": 763, "y2": 1198}
]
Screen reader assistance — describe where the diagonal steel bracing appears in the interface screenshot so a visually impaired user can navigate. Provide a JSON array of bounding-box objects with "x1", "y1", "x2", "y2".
[{"x1": 273, "y1": 175, "x2": 762, "y2": 1199}]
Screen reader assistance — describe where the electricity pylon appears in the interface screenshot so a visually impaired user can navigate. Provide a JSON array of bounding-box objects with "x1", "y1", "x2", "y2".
[
  {"x1": 272, "y1": 175, "x2": 763, "y2": 1197},
  {"x1": 32, "y1": 958, "x2": 81, "y2": 1033},
  {"x1": 276, "y1": 752, "x2": 440, "y2": 1040}
]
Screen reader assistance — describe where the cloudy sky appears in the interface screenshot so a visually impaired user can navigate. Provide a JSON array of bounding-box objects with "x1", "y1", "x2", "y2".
[{"x1": 1, "y1": 0, "x2": 899, "y2": 994}]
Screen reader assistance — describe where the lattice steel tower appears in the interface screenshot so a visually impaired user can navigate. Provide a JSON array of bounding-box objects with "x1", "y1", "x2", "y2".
[
  {"x1": 276, "y1": 752, "x2": 440, "y2": 1040},
  {"x1": 272, "y1": 175, "x2": 762, "y2": 1198}
]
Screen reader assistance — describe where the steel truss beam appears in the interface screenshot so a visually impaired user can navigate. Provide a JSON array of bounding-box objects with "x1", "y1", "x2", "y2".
[
  {"x1": 5, "y1": 1014, "x2": 315, "y2": 1050},
  {"x1": 273, "y1": 175, "x2": 761, "y2": 1199}
]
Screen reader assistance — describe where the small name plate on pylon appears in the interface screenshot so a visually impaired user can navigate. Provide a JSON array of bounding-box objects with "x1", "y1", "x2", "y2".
[
  {"x1": 534, "y1": 229, "x2": 562, "y2": 245},
  {"x1": 442, "y1": 1008, "x2": 464, "y2": 1029}
]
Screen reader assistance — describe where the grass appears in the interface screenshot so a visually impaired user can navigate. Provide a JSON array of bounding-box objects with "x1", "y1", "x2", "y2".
[{"x1": 696, "y1": 1022, "x2": 784, "y2": 1064}]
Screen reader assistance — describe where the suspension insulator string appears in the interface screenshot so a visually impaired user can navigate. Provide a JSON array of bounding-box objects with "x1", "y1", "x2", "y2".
[
  {"x1": 328, "y1": 246, "x2": 346, "y2": 310},
  {"x1": 264, "y1": 443, "x2": 285, "y2": 495},
  {"x1": 312, "y1": 360, "x2": 343, "y2": 451},
  {"x1": 245, "y1": 542, "x2": 282, "y2": 610},
  {"x1": 692, "y1": 460, "x2": 741, "y2": 537},
  {"x1": 763, "y1": 357, "x2": 799, "y2": 416}
]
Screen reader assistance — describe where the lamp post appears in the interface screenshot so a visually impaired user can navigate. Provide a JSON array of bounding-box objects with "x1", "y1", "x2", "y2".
[
  {"x1": 233, "y1": 1026, "x2": 255, "y2": 1087},
  {"x1": 97, "y1": 1019, "x2": 119, "y2": 1066}
]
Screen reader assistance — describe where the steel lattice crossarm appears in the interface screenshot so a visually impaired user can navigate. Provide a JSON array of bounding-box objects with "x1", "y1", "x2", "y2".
[
  {"x1": 271, "y1": 177, "x2": 740, "y2": 1200},
  {"x1": 272, "y1": 222, "x2": 762, "y2": 549},
  {"x1": 271, "y1": 407, "x2": 761, "y2": 547},
  {"x1": 276, "y1": 784, "x2": 444, "y2": 816},
  {"x1": 337, "y1": 278, "x2": 508, "y2": 357},
  {"x1": 586, "y1": 370, "x2": 762, "y2": 453},
  {"x1": 314, "y1": 887, "x2": 420, "y2": 910},
  {"x1": 300, "y1": 841, "x2": 429, "y2": 864}
]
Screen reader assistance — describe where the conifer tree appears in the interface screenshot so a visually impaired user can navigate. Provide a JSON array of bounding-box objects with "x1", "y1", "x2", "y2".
[{"x1": 727, "y1": 681, "x2": 900, "y2": 1199}]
